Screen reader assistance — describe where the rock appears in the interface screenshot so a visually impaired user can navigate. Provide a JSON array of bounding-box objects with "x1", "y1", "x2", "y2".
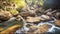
[
  {"x1": 55, "y1": 12, "x2": 60, "y2": 20},
  {"x1": 0, "y1": 20, "x2": 2, "y2": 23},
  {"x1": 54, "y1": 20, "x2": 60, "y2": 26},
  {"x1": 19, "y1": 12, "x2": 35, "y2": 17},
  {"x1": 0, "y1": 10, "x2": 13, "y2": 22},
  {"x1": 0, "y1": 27, "x2": 4, "y2": 31},
  {"x1": 27, "y1": 26, "x2": 38, "y2": 34},
  {"x1": 0, "y1": 25, "x2": 20, "y2": 34},
  {"x1": 26, "y1": 16, "x2": 41, "y2": 23},
  {"x1": 40, "y1": 15, "x2": 51, "y2": 21},
  {"x1": 16, "y1": 15, "x2": 21, "y2": 21},
  {"x1": 39, "y1": 24, "x2": 52, "y2": 34},
  {"x1": 28, "y1": 24, "x2": 52, "y2": 34}
]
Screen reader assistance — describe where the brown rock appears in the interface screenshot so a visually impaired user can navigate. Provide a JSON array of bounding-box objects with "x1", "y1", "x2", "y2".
[
  {"x1": 0, "y1": 10, "x2": 13, "y2": 22},
  {"x1": 19, "y1": 12, "x2": 35, "y2": 17},
  {"x1": 39, "y1": 24, "x2": 51, "y2": 34},
  {"x1": 16, "y1": 15, "x2": 21, "y2": 21},
  {"x1": 1, "y1": 25, "x2": 20, "y2": 34},
  {"x1": 26, "y1": 16, "x2": 41, "y2": 23},
  {"x1": 55, "y1": 20, "x2": 60, "y2": 26},
  {"x1": 27, "y1": 24, "x2": 52, "y2": 34},
  {"x1": 40, "y1": 15, "x2": 51, "y2": 21}
]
